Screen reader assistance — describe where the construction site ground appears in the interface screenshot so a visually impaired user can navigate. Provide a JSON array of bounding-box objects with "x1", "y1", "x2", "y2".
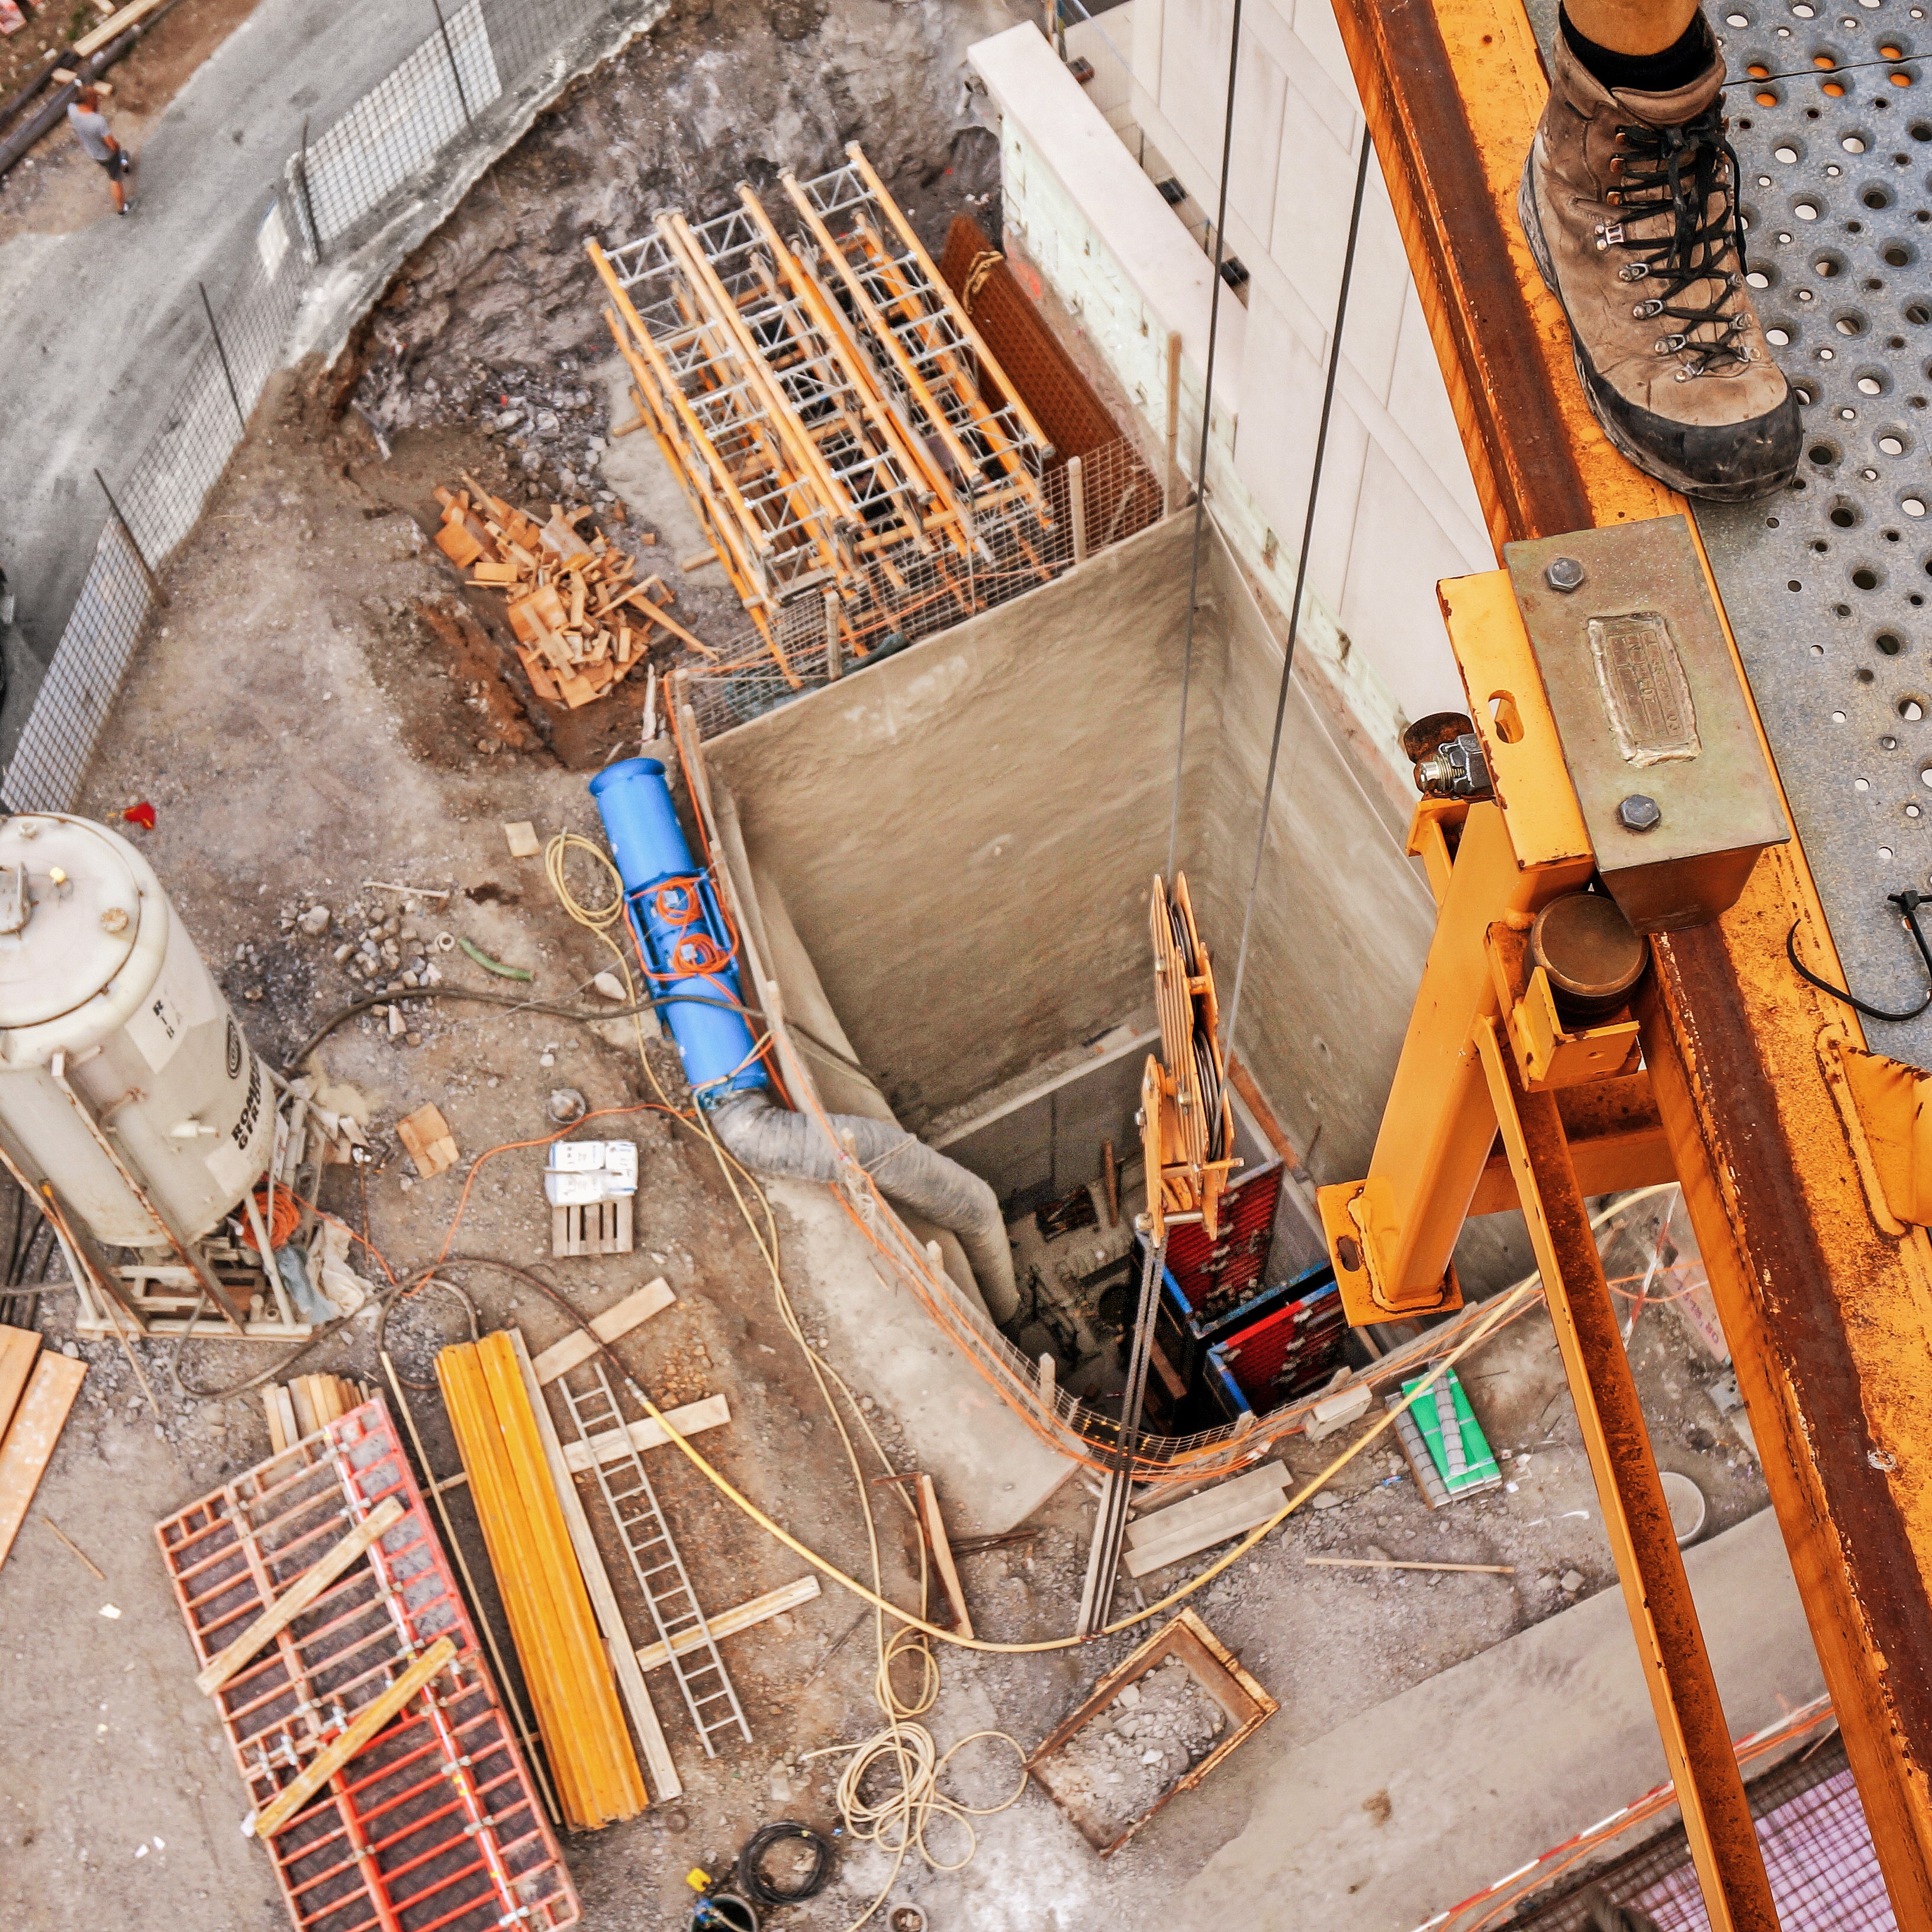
[{"x1": 0, "y1": 4, "x2": 1791, "y2": 1928}]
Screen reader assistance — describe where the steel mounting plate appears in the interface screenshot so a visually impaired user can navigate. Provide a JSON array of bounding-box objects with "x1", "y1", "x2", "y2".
[{"x1": 1505, "y1": 516, "x2": 1790, "y2": 930}]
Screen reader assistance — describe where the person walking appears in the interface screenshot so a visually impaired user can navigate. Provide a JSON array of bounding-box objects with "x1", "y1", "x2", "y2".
[
  {"x1": 66, "y1": 85, "x2": 133, "y2": 217},
  {"x1": 1519, "y1": 0, "x2": 1800, "y2": 500}
]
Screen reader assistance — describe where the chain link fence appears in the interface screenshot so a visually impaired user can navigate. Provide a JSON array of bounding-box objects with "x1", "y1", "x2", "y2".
[{"x1": 5, "y1": 0, "x2": 651, "y2": 815}]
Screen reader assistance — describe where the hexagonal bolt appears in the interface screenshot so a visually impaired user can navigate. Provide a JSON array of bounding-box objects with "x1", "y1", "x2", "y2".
[
  {"x1": 1545, "y1": 555, "x2": 1586, "y2": 594},
  {"x1": 1618, "y1": 793, "x2": 1663, "y2": 833}
]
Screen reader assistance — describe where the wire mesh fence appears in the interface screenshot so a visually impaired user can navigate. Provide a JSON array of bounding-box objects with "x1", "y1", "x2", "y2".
[
  {"x1": 1503, "y1": 1735, "x2": 1889, "y2": 1932},
  {"x1": 4, "y1": 202, "x2": 305, "y2": 814},
  {"x1": 288, "y1": 0, "x2": 502, "y2": 251},
  {"x1": 679, "y1": 434, "x2": 1164, "y2": 738},
  {"x1": 7, "y1": 0, "x2": 655, "y2": 815}
]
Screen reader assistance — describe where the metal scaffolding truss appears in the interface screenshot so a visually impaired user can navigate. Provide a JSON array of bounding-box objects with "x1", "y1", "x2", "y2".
[{"x1": 588, "y1": 144, "x2": 1065, "y2": 685}]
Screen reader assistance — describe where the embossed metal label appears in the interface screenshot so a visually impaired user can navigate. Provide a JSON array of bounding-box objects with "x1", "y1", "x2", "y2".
[{"x1": 1587, "y1": 611, "x2": 1701, "y2": 767}]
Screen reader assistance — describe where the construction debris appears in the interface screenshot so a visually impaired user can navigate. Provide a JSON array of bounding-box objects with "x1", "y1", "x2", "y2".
[
  {"x1": 1026, "y1": 1611, "x2": 1276, "y2": 1858},
  {"x1": 437, "y1": 1331, "x2": 651, "y2": 1829},
  {"x1": 396, "y1": 1101, "x2": 459, "y2": 1178},
  {"x1": 433, "y1": 477, "x2": 710, "y2": 709}
]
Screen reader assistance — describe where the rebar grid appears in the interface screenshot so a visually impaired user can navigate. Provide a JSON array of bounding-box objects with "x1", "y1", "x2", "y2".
[{"x1": 676, "y1": 433, "x2": 1162, "y2": 736}]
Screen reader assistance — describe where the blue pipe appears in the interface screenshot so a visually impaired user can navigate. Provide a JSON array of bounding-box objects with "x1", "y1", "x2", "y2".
[{"x1": 588, "y1": 758, "x2": 768, "y2": 1105}]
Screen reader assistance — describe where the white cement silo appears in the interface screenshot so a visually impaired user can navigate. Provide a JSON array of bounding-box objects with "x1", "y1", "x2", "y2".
[{"x1": 0, "y1": 813, "x2": 275, "y2": 1254}]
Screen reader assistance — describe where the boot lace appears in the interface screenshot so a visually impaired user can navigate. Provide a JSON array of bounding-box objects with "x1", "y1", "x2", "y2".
[{"x1": 1594, "y1": 103, "x2": 1754, "y2": 378}]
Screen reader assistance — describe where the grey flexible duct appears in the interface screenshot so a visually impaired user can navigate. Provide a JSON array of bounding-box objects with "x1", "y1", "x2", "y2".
[{"x1": 710, "y1": 1090, "x2": 1019, "y2": 1323}]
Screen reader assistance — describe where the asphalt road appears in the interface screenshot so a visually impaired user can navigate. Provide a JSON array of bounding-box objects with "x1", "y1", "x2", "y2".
[{"x1": 0, "y1": 0, "x2": 440, "y2": 758}]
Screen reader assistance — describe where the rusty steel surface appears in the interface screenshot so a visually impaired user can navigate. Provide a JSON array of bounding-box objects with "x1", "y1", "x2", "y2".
[
  {"x1": 1327, "y1": 0, "x2": 1932, "y2": 1911},
  {"x1": 1474, "y1": 1019, "x2": 1777, "y2": 1931},
  {"x1": 938, "y1": 214, "x2": 1125, "y2": 465}
]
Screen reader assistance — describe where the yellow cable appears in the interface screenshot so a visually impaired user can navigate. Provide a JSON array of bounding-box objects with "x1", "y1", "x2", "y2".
[{"x1": 540, "y1": 835, "x2": 1537, "y2": 1917}]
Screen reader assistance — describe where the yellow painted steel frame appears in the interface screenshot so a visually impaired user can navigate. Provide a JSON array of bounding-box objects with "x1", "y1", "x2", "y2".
[{"x1": 1322, "y1": 0, "x2": 1932, "y2": 1910}]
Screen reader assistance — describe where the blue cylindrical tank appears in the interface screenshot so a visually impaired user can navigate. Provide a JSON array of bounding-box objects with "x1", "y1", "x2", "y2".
[{"x1": 588, "y1": 758, "x2": 767, "y2": 1105}]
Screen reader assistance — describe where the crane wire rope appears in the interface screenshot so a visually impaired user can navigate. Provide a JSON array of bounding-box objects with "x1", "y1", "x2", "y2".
[
  {"x1": 1164, "y1": 0, "x2": 1248, "y2": 880},
  {"x1": 1222, "y1": 130, "x2": 1375, "y2": 1055}
]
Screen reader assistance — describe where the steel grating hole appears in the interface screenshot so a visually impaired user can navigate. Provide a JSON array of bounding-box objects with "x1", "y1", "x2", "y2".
[{"x1": 1698, "y1": 0, "x2": 1932, "y2": 1051}]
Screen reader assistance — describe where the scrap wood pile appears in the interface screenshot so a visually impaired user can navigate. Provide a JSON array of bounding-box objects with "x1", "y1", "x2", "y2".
[{"x1": 432, "y1": 475, "x2": 714, "y2": 710}]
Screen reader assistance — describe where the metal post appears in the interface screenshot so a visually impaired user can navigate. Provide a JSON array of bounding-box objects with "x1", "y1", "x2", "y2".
[
  {"x1": 822, "y1": 587, "x2": 842, "y2": 680},
  {"x1": 1164, "y1": 330, "x2": 1183, "y2": 516},
  {"x1": 1068, "y1": 454, "x2": 1087, "y2": 566},
  {"x1": 296, "y1": 114, "x2": 321, "y2": 262},
  {"x1": 199, "y1": 282, "x2": 247, "y2": 434},
  {"x1": 94, "y1": 469, "x2": 165, "y2": 606},
  {"x1": 1076, "y1": 1228, "x2": 1167, "y2": 1635},
  {"x1": 430, "y1": 0, "x2": 473, "y2": 125}
]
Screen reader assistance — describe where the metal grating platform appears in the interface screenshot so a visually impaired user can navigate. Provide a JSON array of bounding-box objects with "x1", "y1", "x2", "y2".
[{"x1": 1696, "y1": 13, "x2": 1932, "y2": 1054}]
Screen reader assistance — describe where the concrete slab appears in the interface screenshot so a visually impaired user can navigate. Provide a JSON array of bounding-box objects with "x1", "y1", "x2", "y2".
[{"x1": 1173, "y1": 1506, "x2": 1825, "y2": 1932}]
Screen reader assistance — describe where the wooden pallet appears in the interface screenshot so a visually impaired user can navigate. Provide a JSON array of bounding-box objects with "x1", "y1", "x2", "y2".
[{"x1": 552, "y1": 1196, "x2": 633, "y2": 1258}]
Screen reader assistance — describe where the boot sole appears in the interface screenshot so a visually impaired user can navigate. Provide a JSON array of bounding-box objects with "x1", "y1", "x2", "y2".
[{"x1": 1515, "y1": 156, "x2": 1799, "y2": 505}]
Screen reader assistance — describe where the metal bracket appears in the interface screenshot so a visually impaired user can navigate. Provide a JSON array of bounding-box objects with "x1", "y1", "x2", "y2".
[{"x1": 1502, "y1": 517, "x2": 1789, "y2": 932}]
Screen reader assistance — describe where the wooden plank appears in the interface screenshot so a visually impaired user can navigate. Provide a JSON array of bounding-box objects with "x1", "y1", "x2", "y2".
[
  {"x1": 1123, "y1": 1464, "x2": 1290, "y2": 1579},
  {"x1": 249, "y1": 1638, "x2": 456, "y2": 1840},
  {"x1": 562, "y1": 1395, "x2": 730, "y2": 1474},
  {"x1": 273, "y1": 1384, "x2": 300, "y2": 1452},
  {"x1": 197, "y1": 1498, "x2": 406, "y2": 1696},
  {"x1": 0, "y1": 1354, "x2": 87, "y2": 1569},
  {"x1": 508, "y1": 1329, "x2": 680, "y2": 1803},
  {"x1": 636, "y1": 1575, "x2": 821, "y2": 1671},
  {"x1": 396, "y1": 1104, "x2": 458, "y2": 1178},
  {"x1": 0, "y1": 1325, "x2": 40, "y2": 1442},
  {"x1": 263, "y1": 1386, "x2": 287, "y2": 1455},
  {"x1": 72, "y1": 0, "x2": 169, "y2": 58},
  {"x1": 531, "y1": 1278, "x2": 674, "y2": 1385},
  {"x1": 917, "y1": 1474, "x2": 974, "y2": 1640},
  {"x1": 288, "y1": 1377, "x2": 319, "y2": 1441}
]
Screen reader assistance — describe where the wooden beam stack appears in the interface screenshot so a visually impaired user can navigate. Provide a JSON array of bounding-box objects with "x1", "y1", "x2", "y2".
[
  {"x1": 433, "y1": 476, "x2": 713, "y2": 710},
  {"x1": 262, "y1": 1374, "x2": 371, "y2": 1453},
  {"x1": 437, "y1": 1332, "x2": 649, "y2": 1830},
  {"x1": 0, "y1": 1325, "x2": 85, "y2": 1573}
]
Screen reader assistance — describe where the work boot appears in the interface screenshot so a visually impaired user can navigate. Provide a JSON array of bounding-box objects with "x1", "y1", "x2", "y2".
[{"x1": 1518, "y1": 33, "x2": 1799, "y2": 501}]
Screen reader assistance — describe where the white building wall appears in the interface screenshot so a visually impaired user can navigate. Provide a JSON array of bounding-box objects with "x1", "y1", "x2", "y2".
[{"x1": 970, "y1": 18, "x2": 1495, "y2": 776}]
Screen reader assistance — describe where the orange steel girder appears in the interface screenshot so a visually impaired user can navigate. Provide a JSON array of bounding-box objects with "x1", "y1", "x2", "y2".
[{"x1": 1323, "y1": 0, "x2": 1932, "y2": 1913}]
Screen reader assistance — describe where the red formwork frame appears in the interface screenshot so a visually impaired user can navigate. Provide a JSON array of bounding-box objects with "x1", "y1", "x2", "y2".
[{"x1": 155, "y1": 1397, "x2": 578, "y2": 1932}]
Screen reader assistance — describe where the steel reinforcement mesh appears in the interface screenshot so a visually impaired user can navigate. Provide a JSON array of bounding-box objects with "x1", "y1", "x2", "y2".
[{"x1": 678, "y1": 434, "x2": 1163, "y2": 736}]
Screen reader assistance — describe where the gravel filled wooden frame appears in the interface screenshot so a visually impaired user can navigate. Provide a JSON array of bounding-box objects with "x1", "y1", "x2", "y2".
[{"x1": 1025, "y1": 1606, "x2": 1276, "y2": 1857}]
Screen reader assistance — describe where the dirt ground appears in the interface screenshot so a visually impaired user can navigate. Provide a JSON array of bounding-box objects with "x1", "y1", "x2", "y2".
[
  {"x1": 0, "y1": 0, "x2": 263, "y2": 242},
  {"x1": 0, "y1": 5, "x2": 1778, "y2": 1928}
]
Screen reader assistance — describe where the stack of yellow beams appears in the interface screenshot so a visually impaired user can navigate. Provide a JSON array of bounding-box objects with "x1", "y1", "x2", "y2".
[{"x1": 437, "y1": 1332, "x2": 647, "y2": 1830}]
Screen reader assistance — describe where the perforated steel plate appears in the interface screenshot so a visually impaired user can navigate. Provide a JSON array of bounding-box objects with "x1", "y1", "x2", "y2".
[{"x1": 1695, "y1": 9, "x2": 1932, "y2": 1055}]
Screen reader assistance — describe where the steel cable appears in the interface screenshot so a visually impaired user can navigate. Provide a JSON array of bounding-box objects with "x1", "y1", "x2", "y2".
[{"x1": 1222, "y1": 133, "x2": 1375, "y2": 1055}]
